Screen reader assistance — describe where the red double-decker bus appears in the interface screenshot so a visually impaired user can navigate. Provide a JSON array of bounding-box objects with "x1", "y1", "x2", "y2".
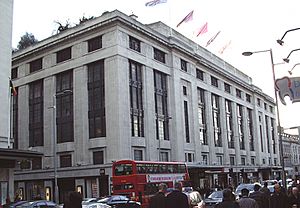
[{"x1": 112, "y1": 160, "x2": 190, "y2": 208}]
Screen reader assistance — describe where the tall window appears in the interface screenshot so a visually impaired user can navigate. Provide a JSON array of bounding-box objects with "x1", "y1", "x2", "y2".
[
  {"x1": 88, "y1": 60, "x2": 106, "y2": 138},
  {"x1": 271, "y1": 118, "x2": 276, "y2": 154},
  {"x1": 212, "y1": 94, "x2": 221, "y2": 147},
  {"x1": 236, "y1": 89, "x2": 242, "y2": 98},
  {"x1": 12, "y1": 89, "x2": 18, "y2": 149},
  {"x1": 129, "y1": 60, "x2": 144, "y2": 137},
  {"x1": 265, "y1": 115, "x2": 270, "y2": 153},
  {"x1": 184, "y1": 101, "x2": 190, "y2": 143},
  {"x1": 211, "y1": 76, "x2": 218, "y2": 87},
  {"x1": 197, "y1": 88, "x2": 207, "y2": 145},
  {"x1": 225, "y1": 100, "x2": 234, "y2": 148},
  {"x1": 154, "y1": 48, "x2": 165, "y2": 63},
  {"x1": 180, "y1": 59, "x2": 187, "y2": 72},
  {"x1": 246, "y1": 94, "x2": 251, "y2": 103},
  {"x1": 202, "y1": 154, "x2": 208, "y2": 165},
  {"x1": 247, "y1": 108, "x2": 254, "y2": 151},
  {"x1": 88, "y1": 36, "x2": 102, "y2": 52},
  {"x1": 129, "y1": 36, "x2": 141, "y2": 52},
  {"x1": 11, "y1": 67, "x2": 18, "y2": 79},
  {"x1": 224, "y1": 83, "x2": 231, "y2": 93},
  {"x1": 216, "y1": 155, "x2": 223, "y2": 165},
  {"x1": 29, "y1": 80, "x2": 44, "y2": 147},
  {"x1": 56, "y1": 47, "x2": 71, "y2": 63},
  {"x1": 29, "y1": 58, "x2": 42, "y2": 73},
  {"x1": 237, "y1": 104, "x2": 245, "y2": 150},
  {"x1": 56, "y1": 70, "x2": 73, "y2": 143},
  {"x1": 154, "y1": 70, "x2": 169, "y2": 140},
  {"x1": 196, "y1": 68, "x2": 204, "y2": 80},
  {"x1": 230, "y1": 156, "x2": 235, "y2": 165},
  {"x1": 259, "y1": 114, "x2": 264, "y2": 152}
]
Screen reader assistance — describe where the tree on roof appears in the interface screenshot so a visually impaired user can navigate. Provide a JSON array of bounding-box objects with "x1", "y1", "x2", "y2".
[{"x1": 17, "y1": 32, "x2": 38, "y2": 50}]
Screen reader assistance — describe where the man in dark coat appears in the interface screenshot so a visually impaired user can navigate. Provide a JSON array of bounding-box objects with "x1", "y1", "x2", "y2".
[
  {"x1": 149, "y1": 183, "x2": 167, "y2": 208},
  {"x1": 215, "y1": 189, "x2": 240, "y2": 208},
  {"x1": 288, "y1": 187, "x2": 300, "y2": 208},
  {"x1": 270, "y1": 184, "x2": 288, "y2": 208},
  {"x1": 166, "y1": 182, "x2": 189, "y2": 208}
]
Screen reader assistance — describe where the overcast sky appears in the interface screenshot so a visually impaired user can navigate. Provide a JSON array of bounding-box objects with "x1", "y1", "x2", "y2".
[{"x1": 12, "y1": 0, "x2": 300, "y2": 131}]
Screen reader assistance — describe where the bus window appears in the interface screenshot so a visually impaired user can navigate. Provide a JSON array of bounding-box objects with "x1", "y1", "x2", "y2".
[
  {"x1": 114, "y1": 164, "x2": 133, "y2": 176},
  {"x1": 113, "y1": 184, "x2": 134, "y2": 190},
  {"x1": 144, "y1": 183, "x2": 159, "y2": 195}
]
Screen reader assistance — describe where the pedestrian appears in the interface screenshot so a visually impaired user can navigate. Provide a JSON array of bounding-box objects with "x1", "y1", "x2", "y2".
[
  {"x1": 215, "y1": 189, "x2": 240, "y2": 208},
  {"x1": 238, "y1": 188, "x2": 259, "y2": 208},
  {"x1": 269, "y1": 184, "x2": 288, "y2": 208},
  {"x1": 249, "y1": 184, "x2": 263, "y2": 208},
  {"x1": 63, "y1": 191, "x2": 82, "y2": 208},
  {"x1": 166, "y1": 181, "x2": 189, "y2": 208},
  {"x1": 149, "y1": 183, "x2": 167, "y2": 208},
  {"x1": 260, "y1": 182, "x2": 270, "y2": 208},
  {"x1": 288, "y1": 187, "x2": 300, "y2": 208}
]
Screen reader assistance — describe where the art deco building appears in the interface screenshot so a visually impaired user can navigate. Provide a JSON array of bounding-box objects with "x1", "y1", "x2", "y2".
[{"x1": 11, "y1": 10, "x2": 281, "y2": 202}]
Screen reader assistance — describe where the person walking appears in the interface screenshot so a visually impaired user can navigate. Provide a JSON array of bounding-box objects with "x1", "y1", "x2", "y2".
[
  {"x1": 238, "y1": 188, "x2": 259, "y2": 208},
  {"x1": 214, "y1": 189, "x2": 240, "y2": 208},
  {"x1": 260, "y1": 182, "x2": 270, "y2": 208},
  {"x1": 269, "y1": 184, "x2": 288, "y2": 208},
  {"x1": 63, "y1": 191, "x2": 82, "y2": 208},
  {"x1": 288, "y1": 187, "x2": 300, "y2": 208},
  {"x1": 249, "y1": 184, "x2": 263, "y2": 208},
  {"x1": 166, "y1": 182, "x2": 189, "y2": 208},
  {"x1": 149, "y1": 183, "x2": 167, "y2": 208}
]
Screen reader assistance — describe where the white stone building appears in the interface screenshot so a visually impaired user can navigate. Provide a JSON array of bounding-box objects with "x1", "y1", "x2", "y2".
[
  {"x1": 11, "y1": 10, "x2": 281, "y2": 202},
  {"x1": 282, "y1": 132, "x2": 300, "y2": 178}
]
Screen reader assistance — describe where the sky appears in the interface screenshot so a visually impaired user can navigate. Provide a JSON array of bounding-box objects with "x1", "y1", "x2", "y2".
[{"x1": 12, "y1": 0, "x2": 300, "y2": 133}]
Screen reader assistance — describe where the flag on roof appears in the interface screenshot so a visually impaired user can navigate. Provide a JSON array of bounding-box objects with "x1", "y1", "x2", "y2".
[
  {"x1": 10, "y1": 79, "x2": 17, "y2": 96},
  {"x1": 219, "y1": 40, "x2": 232, "y2": 54},
  {"x1": 145, "y1": 0, "x2": 167, "y2": 7},
  {"x1": 206, "y1": 31, "x2": 221, "y2": 47},
  {"x1": 176, "y1": 10, "x2": 194, "y2": 27},
  {"x1": 196, "y1": 22, "x2": 208, "y2": 37}
]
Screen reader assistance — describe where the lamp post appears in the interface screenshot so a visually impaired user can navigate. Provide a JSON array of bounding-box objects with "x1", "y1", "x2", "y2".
[
  {"x1": 283, "y1": 48, "x2": 300, "y2": 63},
  {"x1": 52, "y1": 89, "x2": 72, "y2": 203},
  {"x1": 277, "y1": 27, "x2": 300, "y2": 46},
  {"x1": 242, "y1": 49, "x2": 286, "y2": 188}
]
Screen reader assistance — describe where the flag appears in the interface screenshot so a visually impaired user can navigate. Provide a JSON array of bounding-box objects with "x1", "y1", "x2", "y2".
[
  {"x1": 10, "y1": 79, "x2": 17, "y2": 96},
  {"x1": 219, "y1": 40, "x2": 232, "y2": 54},
  {"x1": 176, "y1": 10, "x2": 194, "y2": 27},
  {"x1": 145, "y1": 0, "x2": 167, "y2": 7},
  {"x1": 206, "y1": 31, "x2": 221, "y2": 47},
  {"x1": 196, "y1": 22, "x2": 208, "y2": 37}
]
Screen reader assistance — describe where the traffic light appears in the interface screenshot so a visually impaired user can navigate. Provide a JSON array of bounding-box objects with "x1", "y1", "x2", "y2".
[
  {"x1": 240, "y1": 168, "x2": 244, "y2": 177},
  {"x1": 229, "y1": 168, "x2": 234, "y2": 177}
]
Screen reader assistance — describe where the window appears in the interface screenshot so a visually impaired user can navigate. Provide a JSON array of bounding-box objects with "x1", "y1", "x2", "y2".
[
  {"x1": 271, "y1": 118, "x2": 276, "y2": 154},
  {"x1": 182, "y1": 86, "x2": 187, "y2": 95},
  {"x1": 93, "y1": 151, "x2": 104, "y2": 164},
  {"x1": 202, "y1": 154, "x2": 208, "y2": 165},
  {"x1": 212, "y1": 94, "x2": 221, "y2": 147},
  {"x1": 265, "y1": 115, "x2": 270, "y2": 153},
  {"x1": 226, "y1": 100, "x2": 234, "y2": 148},
  {"x1": 246, "y1": 94, "x2": 251, "y2": 103},
  {"x1": 197, "y1": 88, "x2": 207, "y2": 145},
  {"x1": 251, "y1": 157, "x2": 255, "y2": 165},
  {"x1": 274, "y1": 158, "x2": 277, "y2": 166},
  {"x1": 217, "y1": 155, "x2": 223, "y2": 165},
  {"x1": 60, "y1": 154, "x2": 72, "y2": 168},
  {"x1": 224, "y1": 83, "x2": 231, "y2": 93},
  {"x1": 56, "y1": 47, "x2": 71, "y2": 63},
  {"x1": 30, "y1": 58, "x2": 42, "y2": 73},
  {"x1": 129, "y1": 60, "x2": 144, "y2": 137},
  {"x1": 264, "y1": 103, "x2": 267, "y2": 110},
  {"x1": 29, "y1": 80, "x2": 44, "y2": 147},
  {"x1": 230, "y1": 156, "x2": 235, "y2": 165},
  {"x1": 129, "y1": 36, "x2": 141, "y2": 52},
  {"x1": 257, "y1": 98, "x2": 261, "y2": 106},
  {"x1": 154, "y1": 48, "x2": 165, "y2": 63},
  {"x1": 180, "y1": 59, "x2": 187, "y2": 72},
  {"x1": 134, "y1": 150, "x2": 143, "y2": 161},
  {"x1": 11, "y1": 67, "x2": 18, "y2": 79},
  {"x1": 88, "y1": 36, "x2": 102, "y2": 52},
  {"x1": 259, "y1": 113, "x2": 264, "y2": 152},
  {"x1": 154, "y1": 70, "x2": 169, "y2": 140},
  {"x1": 185, "y1": 153, "x2": 194, "y2": 163},
  {"x1": 196, "y1": 68, "x2": 203, "y2": 80},
  {"x1": 56, "y1": 71, "x2": 73, "y2": 143},
  {"x1": 13, "y1": 89, "x2": 18, "y2": 149},
  {"x1": 247, "y1": 108, "x2": 254, "y2": 151},
  {"x1": 184, "y1": 101, "x2": 190, "y2": 143},
  {"x1": 241, "y1": 157, "x2": 246, "y2": 166},
  {"x1": 88, "y1": 60, "x2": 106, "y2": 138},
  {"x1": 269, "y1": 106, "x2": 274, "y2": 113},
  {"x1": 237, "y1": 104, "x2": 245, "y2": 150},
  {"x1": 236, "y1": 89, "x2": 242, "y2": 98},
  {"x1": 211, "y1": 76, "x2": 218, "y2": 87},
  {"x1": 31, "y1": 158, "x2": 42, "y2": 170},
  {"x1": 160, "y1": 152, "x2": 169, "y2": 162}
]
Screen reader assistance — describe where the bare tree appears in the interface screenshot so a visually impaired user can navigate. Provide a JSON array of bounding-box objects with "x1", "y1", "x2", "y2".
[{"x1": 54, "y1": 20, "x2": 70, "y2": 33}]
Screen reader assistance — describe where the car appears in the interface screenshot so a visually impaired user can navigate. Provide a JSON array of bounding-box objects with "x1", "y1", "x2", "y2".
[
  {"x1": 16, "y1": 200, "x2": 59, "y2": 208},
  {"x1": 204, "y1": 190, "x2": 223, "y2": 208},
  {"x1": 82, "y1": 198, "x2": 100, "y2": 208},
  {"x1": 96, "y1": 195, "x2": 141, "y2": 208},
  {"x1": 85, "y1": 203, "x2": 111, "y2": 208},
  {"x1": 7, "y1": 200, "x2": 28, "y2": 208}
]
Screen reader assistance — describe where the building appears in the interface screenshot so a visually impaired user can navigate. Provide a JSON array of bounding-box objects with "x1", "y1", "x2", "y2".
[
  {"x1": 0, "y1": 0, "x2": 42, "y2": 206},
  {"x1": 282, "y1": 132, "x2": 300, "y2": 178},
  {"x1": 11, "y1": 10, "x2": 281, "y2": 202}
]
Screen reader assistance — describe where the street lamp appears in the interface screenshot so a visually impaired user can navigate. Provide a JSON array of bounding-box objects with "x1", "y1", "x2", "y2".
[
  {"x1": 283, "y1": 48, "x2": 300, "y2": 63},
  {"x1": 52, "y1": 89, "x2": 72, "y2": 203},
  {"x1": 242, "y1": 49, "x2": 286, "y2": 189},
  {"x1": 277, "y1": 27, "x2": 300, "y2": 46},
  {"x1": 288, "y1": 63, "x2": 300, "y2": 75}
]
